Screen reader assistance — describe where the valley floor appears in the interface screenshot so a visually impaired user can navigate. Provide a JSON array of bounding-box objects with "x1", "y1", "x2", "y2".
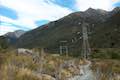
[{"x1": 0, "y1": 49, "x2": 120, "y2": 80}]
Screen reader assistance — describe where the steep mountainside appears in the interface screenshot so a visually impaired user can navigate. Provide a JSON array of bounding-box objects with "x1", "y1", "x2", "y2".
[
  {"x1": 90, "y1": 11, "x2": 120, "y2": 48},
  {"x1": 16, "y1": 8, "x2": 120, "y2": 54},
  {"x1": 4, "y1": 30, "x2": 25, "y2": 44}
]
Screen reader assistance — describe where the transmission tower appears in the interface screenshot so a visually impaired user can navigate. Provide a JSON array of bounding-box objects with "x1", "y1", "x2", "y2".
[
  {"x1": 59, "y1": 40, "x2": 68, "y2": 56},
  {"x1": 81, "y1": 22, "x2": 91, "y2": 59}
]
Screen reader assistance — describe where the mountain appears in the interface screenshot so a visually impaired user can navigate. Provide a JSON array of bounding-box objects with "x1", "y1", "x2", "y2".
[
  {"x1": 16, "y1": 7, "x2": 120, "y2": 54},
  {"x1": 4, "y1": 30, "x2": 25, "y2": 44},
  {"x1": 90, "y1": 10, "x2": 120, "y2": 48}
]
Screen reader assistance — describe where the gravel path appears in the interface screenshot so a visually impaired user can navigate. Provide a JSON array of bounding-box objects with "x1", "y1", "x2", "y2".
[{"x1": 69, "y1": 60, "x2": 96, "y2": 80}]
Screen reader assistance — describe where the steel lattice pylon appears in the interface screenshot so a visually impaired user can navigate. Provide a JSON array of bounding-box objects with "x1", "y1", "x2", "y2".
[{"x1": 81, "y1": 22, "x2": 91, "y2": 59}]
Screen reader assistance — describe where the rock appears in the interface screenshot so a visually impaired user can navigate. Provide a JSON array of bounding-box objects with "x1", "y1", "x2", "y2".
[
  {"x1": 68, "y1": 66, "x2": 80, "y2": 75},
  {"x1": 79, "y1": 67, "x2": 84, "y2": 75},
  {"x1": 61, "y1": 69, "x2": 72, "y2": 78},
  {"x1": 17, "y1": 48, "x2": 33, "y2": 56},
  {"x1": 79, "y1": 59, "x2": 84, "y2": 65},
  {"x1": 41, "y1": 74, "x2": 56, "y2": 80},
  {"x1": 48, "y1": 60, "x2": 55, "y2": 65},
  {"x1": 51, "y1": 54, "x2": 60, "y2": 57}
]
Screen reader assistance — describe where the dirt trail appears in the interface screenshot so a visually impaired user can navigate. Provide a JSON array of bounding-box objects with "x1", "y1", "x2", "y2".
[{"x1": 69, "y1": 60, "x2": 96, "y2": 80}]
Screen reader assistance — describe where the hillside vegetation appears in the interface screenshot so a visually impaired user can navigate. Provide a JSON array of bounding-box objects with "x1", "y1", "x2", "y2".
[
  {"x1": 0, "y1": 36, "x2": 9, "y2": 50},
  {"x1": 16, "y1": 8, "x2": 120, "y2": 55}
]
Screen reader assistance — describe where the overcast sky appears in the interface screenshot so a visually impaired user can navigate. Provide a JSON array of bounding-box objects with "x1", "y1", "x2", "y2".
[{"x1": 0, "y1": 0, "x2": 120, "y2": 35}]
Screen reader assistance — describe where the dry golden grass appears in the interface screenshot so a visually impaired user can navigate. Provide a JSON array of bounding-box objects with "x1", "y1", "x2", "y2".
[
  {"x1": 91, "y1": 59, "x2": 120, "y2": 80},
  {"x1": 0, "y1": 49, "x2": 119, "y2": 80},
  {"x1": 0, "y1": 65, "x2": 41, "y2": 80}
]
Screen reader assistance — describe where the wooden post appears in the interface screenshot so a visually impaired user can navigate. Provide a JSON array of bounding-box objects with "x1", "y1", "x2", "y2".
[{"x1": 39, "y1": 48, "x2": 45, "y2": 74}]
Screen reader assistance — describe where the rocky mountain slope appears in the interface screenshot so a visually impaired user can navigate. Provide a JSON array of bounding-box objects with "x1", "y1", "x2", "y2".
[
  {"x1": 4, "y1": 30, "x2": 25, "y2": 44},
  {"x1": 16, "y1": 7, "x2": 120, "y2": 54}
]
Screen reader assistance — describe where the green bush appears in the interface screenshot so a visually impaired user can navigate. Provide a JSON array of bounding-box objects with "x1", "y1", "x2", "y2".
[{"x1": 91, "y1": 48, "x2": 120, "y2": 59}]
